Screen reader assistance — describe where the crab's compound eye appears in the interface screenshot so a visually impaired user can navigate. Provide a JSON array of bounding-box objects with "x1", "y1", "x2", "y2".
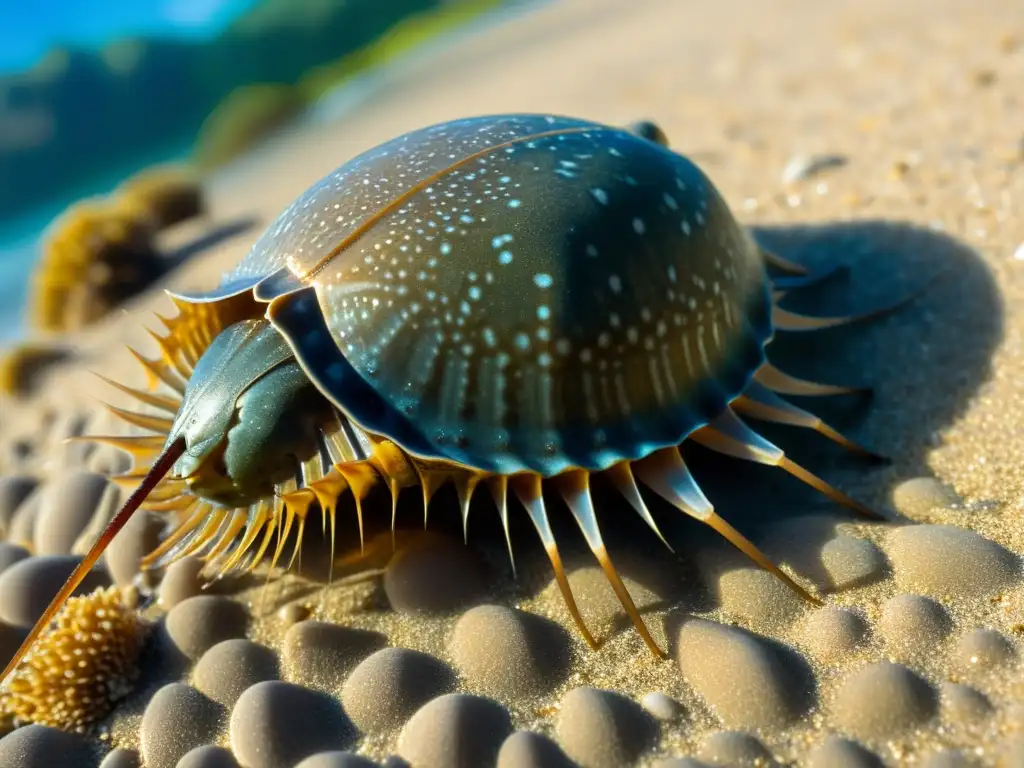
[{"x1": 627, "y1": 120, "x2": 670, "y2": 147}]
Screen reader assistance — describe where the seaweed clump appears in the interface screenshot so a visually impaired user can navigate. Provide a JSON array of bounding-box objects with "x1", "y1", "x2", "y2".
[
  {"x1": 0, "y1": 343, "x2": 71, "y2": 398},
  {"x1": 116, "y1": 164, "x2": 205, "y2": 230},
  {"x1": 1, "y1": 586, "x2": 148, "y2": 733},
  {"x1": 28, "y1": 197, "x2": 165, "y2": 333}
]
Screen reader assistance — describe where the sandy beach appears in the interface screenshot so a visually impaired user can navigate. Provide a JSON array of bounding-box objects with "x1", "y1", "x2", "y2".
[{"x1": 1, "y1": 0, "x2": 1024, "y2": 765}]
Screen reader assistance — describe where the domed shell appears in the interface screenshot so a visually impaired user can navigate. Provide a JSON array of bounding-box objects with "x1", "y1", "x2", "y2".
[{"x1": 185, "y1": 114, "x2": 772, "y2": 476}]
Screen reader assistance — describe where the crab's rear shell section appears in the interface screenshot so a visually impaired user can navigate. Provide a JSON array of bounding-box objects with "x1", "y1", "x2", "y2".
[{"x1": 181, "y1": 115, "x2": 772, "y2": 477}]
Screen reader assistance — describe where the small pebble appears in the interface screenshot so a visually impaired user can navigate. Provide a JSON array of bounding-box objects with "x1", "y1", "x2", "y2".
[
  {"x1": 278, "y1": 602, "x2": 311, "y2": 626},
  {"x1": 941, "y1": 683, "x2": 993, "y2": 724},
  {"x1": 676, "y1": 618, "x2": 813, "y2": 729},
  {"x1": 34, "y1": 471, "x2": 112, "y2": 555},
  {"x1": 696, "y1": 731, "x2": 774, "y2": 767},
  {"x1": 293, "y1": 753, "x2": 378, "y2": 768},
  {"x1": 0, "y1": 723, "x2": 99, "y2": 768},
  {"x1": 820, "y1": 536, "x2": 888, "y2": 590},
  {"x1": 546, "y1": 560, "x2": 674, "y2": 635},
  {"x1": 886, "y1": 525, "x2": 1019, "y2": 598},
  {"x1": 105, "y1": 510, "x2": 162, "y2": 587},
  {"x1": 0, "y1": 541, "x2": 30, "y2": 575},
  {"x1": 892, "y1": 478, "x2": 962, "y2": 518},
  {"x1": 398, "y1": 693, "x2": 513, "y2": 768},
  {"x1": 876, "y1": 594, "x2": 951, "y2": 656},
  {"x1": 158, "y1": 556, "x2": 205, "y2": 608},
  {"x1": 99, "y1": 747, "x2": 141, "y2": 768},
  {"x1": 176, "y1": 745, "x2": 240, "y2": 768},
  {"x1": 799, "y1": 606, "x2": 867, "y2": 662},
  {"x1": 497, "y1": 731, "x2": 576, "y2": 768},
  {"x1": 641, "y1": 692, "x2": 684, "y2": 722},
  {"x1": 7, "y1": 491, "x2": 42, "y2": 547},
  {"x1": 230, "y1": 681, "x2": 356, "y2": 768},
  {"x1": 555, "y1": 687, "x2": 657, "y2": 768},
  {"x1": 192, "y1": 638, "x2": 280, "y2": 707},
  {"x1": 716, "y1": 567, "x2": 806, "y2": 629},
  {"x1": 0, "y1": 554, "x2": 110, "y2": 627},
  {"x1": 831, "y1": 661, "x2": 938, "y2": 740},
  {"x1": 0, "y1": 475, "x2": 37, "y2": 536},
  {"x1": 164, "y1": 595, "x2": 248, "y2": 661},
  {"x1": 383, "y1": 534, "x2": 487, "y2": 614},
  {"x1": 781, "y1": 153, "x2": 848, "y2": 184},
  {"x1": 140, "y1": 683, "x2": 222, "y2": 768},
  {"x1": 282, "y1": 620, "x2": 386, "y2": 691},
  {"x1": 448, "y1": 604, "x2": 571, "y2": 699},
  {"x1": 805, "y1": 736, "x2": 884, "y2": 768},
  {"x1": 341, "y1": 647, "x2": 456, "y2": 733},
  {"x1": 953, "y1": 628, "x2": 1015, "y2": 673}
]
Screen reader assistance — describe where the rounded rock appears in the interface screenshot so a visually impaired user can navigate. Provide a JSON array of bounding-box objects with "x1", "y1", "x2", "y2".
[
  {"x1": 0, "y1": 475, "x2": 37, "y2": 536},
  {"x1": 831, "y1": 661, "x2": 938, "y2": 740},
  {"x1": 158, "y1": 556, "x2": 206, "y2": 609},
  {"x1": 676, "y1": 618, "x2": 813, "y2": 729},
  {"x1": 805, "y1": 737, "x2": 884, "y2": 768},
  {"x1": 886, "y1": 525, "x2": 1019, "y2": 598},
  {"x1": 0, "y1": 541, "x2": 30, "y2": 575},
  {"x1": 651, "y1": 760, "x2": 714, "y2": 768},
  {"x1": 799, "y1": 606, "x2": 867, "y2": 663},
  {"x1": 139, "y1": 683, "x2": 222, "y2": 768},
  {"x1": 0, "y1": 724, "x2": 99, "y2": 768},
  {"x1": 278, "y1": 602, "x2": 311, "y2": 627},
  {"x1": 282, "y1": 620, "x2": 386, "y2": 691},
  {"x1": 716, "y1": 568, "x2": 806, "y2": 629},
  {"x1": 7, "y1": 491, "x2": 42, "y2": 548},
  {"x1": 192, "y1": 638, "x2": 280, "y2": 707},
  {"x1": 397, "y1": 693, "x2": 512, "y2": 768},
  {"x1": 34, "y1": 471, "x2": 112, "y2": 555},
  {"x1": 383, "y1": 535, "x2": 487, "y2": 614},
  {"x1": 497, "y1": 731, "x2": 576, "y2": 768},
  {"x1": 293, "y1": 753, "x2": 378, "y2": 768},
  {"x1": 696, "y1": 731, "x2": 774, "y2": 767},
  {"x1": 105, "y1": 510, "x2": 163, "y2": 587},
  {"x1": 941, "y1": 682, "x2": 993, "y2": 724},
  {"x1": 953, "y1": 628, "x2": 1015, "y2": 673},
  {"x1": 0, "y1": 554, "x2": 110, "y2": 627},
  {"x1": 176, "y1": 745, "x2": 240, "y2": 768},
  {"x1": 641, "y1": 692, "x2": 684, "y2": 722},
  {"x1": 555, "y1": 687, "x2": 657, "y2": 768},
  {"x1": 876, "y1": 594, "x2": 951, "y2": 656},
  {"x1": 341, "y1": 647, "x2": 456, "y2": 733},
  {"x1": 99, "y1": 747, "x2": 141, "y2": 768},
  {"x1": 820, "y1": 536, "x2": 888, "y2": 590},
  {"x1": 448, "y1": 604, "x2": 571, "y2": 699},
  {"x1": 164, "y1": 595, "x2": 248, "y2": 662},
  {"x1": 231, "y1": 681, "x2": 355, "y2": 768},
  {"x1": 892, "y1": 477, "x2": 962, "y2": 518},
  {"x1": 0, "y1": 621, "x2": 27, "y2": 669}
]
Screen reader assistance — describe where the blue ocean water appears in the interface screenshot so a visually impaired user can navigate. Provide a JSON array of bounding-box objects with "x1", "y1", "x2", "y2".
[
  {"x1": 0, "y1": 0, "x2": 255, "y2": 343},
  {"x1": 0, "y1": 0, "x2": 258, "y2": 73}
]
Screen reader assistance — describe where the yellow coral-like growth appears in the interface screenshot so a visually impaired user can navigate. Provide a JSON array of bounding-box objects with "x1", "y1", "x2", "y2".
[
  {"x1": 1, "y1": 586, "x2": 147, "y2": 733},
  {"x1": 29, "y1": 197, "x2": 165, "y2": 333},
  {"x1": 116, "y1": 165, "x2": 205, "y2": 231}
]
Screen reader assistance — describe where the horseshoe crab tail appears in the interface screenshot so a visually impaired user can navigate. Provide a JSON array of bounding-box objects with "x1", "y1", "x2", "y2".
[{"x1": 1, "y1": 437, "x2": 186, "y2": 684}]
